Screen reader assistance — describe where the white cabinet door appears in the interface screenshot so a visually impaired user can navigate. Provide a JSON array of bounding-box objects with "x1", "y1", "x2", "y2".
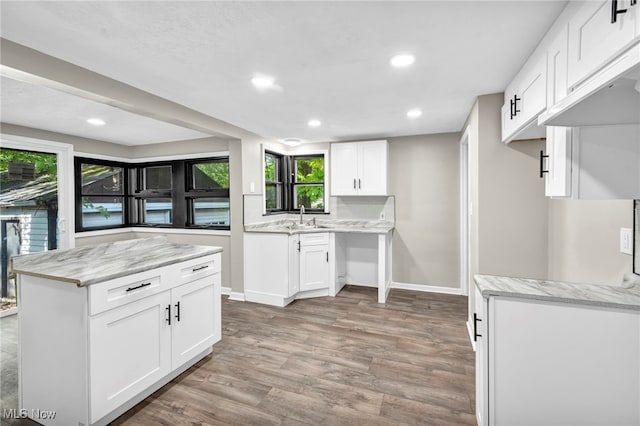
[
  {"x1": 567, "y1": 0, "x2": 639, "y2": 89},
  {"x1": 357, "y1": 140, "x2": 388, "y2": 195},
  {"x1": 474, "y1": 285, "x2": 488, "y2": 426},
  {"x1": 501, "y1": 52, "x2": 547, "y2": 143},
  {"x1": 331, "y1": 140, "x2": 388, "y2": 195},
  {"x1": 299, "y1": 244, "x2": 329, "y2": 292},
  {"x1": 489, "y1": 297, "x2": 640, "y2": 425},
  {"x1": 544, "y1": 126, "x2": 572, "y2": 197},
  {"x1": 171, "y1": 275, "x2": 219, "y2": 369},
  {"x1": 331, "y1": 142, "x2": 359, "y2": 195},
  {"x1": 89, "y1": 291, "x2": 172, "y2": 423},
  {"x1": 288, "y1": 235, "x2": 300, "y2": 297},
  {"x1": 518, "y1": 54, "x2": 547, "y2": 125},
  {"x1": 546, "y1": 23, "x2": 569, "y2": 108}
]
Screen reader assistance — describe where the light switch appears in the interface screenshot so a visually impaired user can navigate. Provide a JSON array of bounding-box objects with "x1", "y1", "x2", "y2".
[
  {"x1": 250, "y1": 182, "x2": 255, "y2": 193},
  {"x1": 620, "y1": 228, "x2": 633, "y2": 255}
]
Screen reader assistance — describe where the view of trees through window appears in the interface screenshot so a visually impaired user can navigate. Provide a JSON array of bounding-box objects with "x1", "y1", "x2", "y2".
[
  {"x1": 294, "y1": 157, "x2": 324, "y2": 209},
  {"x1": 264, "y1": 152, "x2": 324, "y2": 212}
]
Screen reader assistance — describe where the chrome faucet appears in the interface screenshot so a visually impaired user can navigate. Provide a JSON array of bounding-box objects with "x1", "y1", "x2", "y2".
[{"x1": 299, "y1": 205, "x2": 305, "y2": 224}]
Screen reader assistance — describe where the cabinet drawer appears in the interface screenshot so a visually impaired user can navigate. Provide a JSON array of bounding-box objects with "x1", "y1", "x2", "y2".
[
  {"x1": 88, "y1": 269, "x2": 166, "y2": 316},
  {"x1": 300, "y1": 233, "x2": 330, "y2": 246},
  {"x1": 178, "y1": 253, "x2": 220, "y2": 284}
]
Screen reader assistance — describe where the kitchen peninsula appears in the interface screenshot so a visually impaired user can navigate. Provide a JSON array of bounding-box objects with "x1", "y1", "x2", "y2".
[
  {"x1": 10, "y1": 236, "x2": 223, "y2": 426},
  {"x1": 473, "y1": 274, "x2": 640, "y2": 425}
]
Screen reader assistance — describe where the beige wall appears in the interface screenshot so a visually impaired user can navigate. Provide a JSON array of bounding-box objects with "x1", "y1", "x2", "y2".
[
  {"x1": 466, "y1": 93, "x2": 549, "y2": 325},
  {"x1": 388, "y1": 133, "x2": 460, "y2": 288},
  {"x1": 548, "y1": 199, "x2": 633, "y2": 286}
]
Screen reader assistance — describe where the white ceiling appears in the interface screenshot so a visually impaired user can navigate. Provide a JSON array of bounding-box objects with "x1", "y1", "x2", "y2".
[
  {"x1": 0, "y1": 1, "x2": 567, "y2": 145},
  {"x1": 1, "y1": 77, "x2": 212, "y2": 145}
]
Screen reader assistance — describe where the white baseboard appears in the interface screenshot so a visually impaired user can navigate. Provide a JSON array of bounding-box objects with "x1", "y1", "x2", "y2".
[
  {"x1": 244, "y1": 290, "x2": 289, "y2": 307},
  {"x1": 221, "y1": 287, "x2": 245, "y2": 302},
  {"x1": 391, "y1": 281, "x2": 463, "y2": 295}
]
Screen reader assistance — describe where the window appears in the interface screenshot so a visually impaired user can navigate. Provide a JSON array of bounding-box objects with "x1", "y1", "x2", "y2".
[
  {"x1": 264, "y1": 152, "x2": 284, "y2": 211},
  {"x1": 75, "y1": 156, "x2": 230, "y2": 232},
  {"x1": 293, "y1": 156, "x2": 324, "y2": 210},
  {"x1": 77, "y1": 160, "x2": 128, "y2": 229},
  {"x1": 264, "y1": 152, "x2": 325, "y2": 213},
  {"x1": 187, "y1": 159, "x2": 230, "y2": 227}
]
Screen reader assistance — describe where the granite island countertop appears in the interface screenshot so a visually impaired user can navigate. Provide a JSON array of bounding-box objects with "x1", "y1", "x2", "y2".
[
  {"x1": 475, "y1": 274, "x2": 640, "y2": 311},
  {"x1": 11, "y1": 236, "x2": 222, "y2": 287},
  {"x1": 244, "y1": 219, "x2": 394, "y2": 235}
]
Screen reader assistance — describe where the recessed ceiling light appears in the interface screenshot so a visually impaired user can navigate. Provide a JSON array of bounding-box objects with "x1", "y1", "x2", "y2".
[
  {"x1": 86, "y1": 118, "x2": 106, "y2": 126},
  {"x1": 390, "y1": 54, "x2": 415, "y2": 68},
  {"x1": 282, "y1": 138, "x2": 303, "y2": 147},
  {"x1": 251, "y1": 75, "x2": 275, "y2": 89},
  {"x1": 407, "y1": 108, "x2": 422, "y2": 119},
  {"x1": 308, "y1": 119, "x2": 322, "y2": 128}
]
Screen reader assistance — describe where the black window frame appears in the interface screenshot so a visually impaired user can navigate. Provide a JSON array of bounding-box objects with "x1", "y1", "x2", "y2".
[
  {"x1": 264, "y1": 151, "x2": 288, "y2": 213},
  {"x1": 264, "y1": 151, "x2": 325, "y2": 214},
  {"x1": 75, "y1": 156, "x2": 230, "y2": 232}
]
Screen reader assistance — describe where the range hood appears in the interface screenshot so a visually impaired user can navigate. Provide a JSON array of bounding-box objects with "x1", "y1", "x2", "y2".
[{"x1": 538, "y1": 44, "x2": 640, "y2": 127}]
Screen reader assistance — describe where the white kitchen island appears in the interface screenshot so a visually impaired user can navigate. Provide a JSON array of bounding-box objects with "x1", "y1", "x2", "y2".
[{"x1": 10, "y1": 236, "x2": 223, "y2": 426}]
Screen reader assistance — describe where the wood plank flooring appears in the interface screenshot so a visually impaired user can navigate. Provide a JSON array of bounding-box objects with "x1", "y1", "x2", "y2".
[
  {"x1": 1, "y1": 285, "x2": 476, "y2": 425},
  {"x1": 113, "y1": 286, "x2": 476, "y2": 425}
]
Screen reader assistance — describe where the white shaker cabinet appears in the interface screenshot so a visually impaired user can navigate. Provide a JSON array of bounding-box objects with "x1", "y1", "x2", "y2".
[
  {"x1": 331, "y1": 140, "x2": 388, "y2": 195},
  {"x1": 299, "y1": 233, "x2": 330, "y2": 292},
  {"x1": 89, "y1": 291, "x2": 172, "y2": 423},
  {"x1": 542, "y1": 124, "x2": 640, "y2": 198},
  {"x1": 474, "y1": 283, "x2": 640, "y2": 426},
  {"x1": 501, "y1": 51, "x2": 547, "y2": 143},
  {"x1": 567, "y1": 0, "x2": 639, "y2": 89}
]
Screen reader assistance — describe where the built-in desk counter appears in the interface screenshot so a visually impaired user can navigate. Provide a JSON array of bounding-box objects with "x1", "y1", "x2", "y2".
[{"x1": 244, "y1": 220, "x2": 394, "y2": 304}]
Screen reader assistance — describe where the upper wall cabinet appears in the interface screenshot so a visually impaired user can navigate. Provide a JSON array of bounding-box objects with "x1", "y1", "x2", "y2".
[
  {"x1": 567, "y1": 0, "x2": 639, "y2": 90},
  {"x1": 501, "y1": 50, "x2": 548, "y2": 143},
  {"x1": 331, "y1": 140, "x2": 388, "y2": 196},
  {"x1": 541, "y1": 124, "x2": 640, "y2": 199}
]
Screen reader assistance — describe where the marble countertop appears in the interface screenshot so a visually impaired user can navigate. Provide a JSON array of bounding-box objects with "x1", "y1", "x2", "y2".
[
  {"x1": 475, "y1": 274, "x2": 640, "y2": 311},
  {"x1": 11, "y1": 236, "x2": 222, "y2": 287},
  {"x1": 244, "y1": 219, "x2": 394, "y2": 235}
]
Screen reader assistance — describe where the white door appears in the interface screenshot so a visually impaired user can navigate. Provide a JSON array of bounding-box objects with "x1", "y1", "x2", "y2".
[
  {"x1": 567, "y1": 0, "x2": 638, "y2": 88},
  {"x1": 89, "y1": 291, "x2": 171, "y2": 423},
  {"x1": 357, "y1": 141, "x2": 387, "y2": 195},
  {"x1": 171, "y1": 276, "x2": 218, "y2": 368},
  {"x1": 330, "y1": 143, "x2": 358, "y2": 195},
  {"x1": 299, "y1": 244, "x2": 329, "y2": 292}
]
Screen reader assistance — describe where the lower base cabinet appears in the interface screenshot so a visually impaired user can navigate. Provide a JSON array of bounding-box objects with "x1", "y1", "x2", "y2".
[
  {"x1": 474, "y1": 284, "x2": 640, "y2": 425},
  {"x1": 244, "y1": 232, "x2": 332, "y2": 306},
  {"x1": 18, "y1": 253, "x2": 222, "y2": 426}
]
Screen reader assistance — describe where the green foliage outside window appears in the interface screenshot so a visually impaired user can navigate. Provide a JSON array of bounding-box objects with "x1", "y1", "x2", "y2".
[
  {"x1": 295, "y1": 158, "x2": 324, "y2": 209},
  {"x1": 0, "y1": 149, "x2": 57, "y2": 183}
]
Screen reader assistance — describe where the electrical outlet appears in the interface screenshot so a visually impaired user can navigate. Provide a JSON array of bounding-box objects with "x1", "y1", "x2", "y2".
[{"x1": 620, "y1": 228, "x2": 633, "y2": 255}]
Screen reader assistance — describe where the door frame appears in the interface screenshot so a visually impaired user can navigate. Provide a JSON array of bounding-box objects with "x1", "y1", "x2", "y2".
[
  {"x1": 459, "y1": 126, "x2": 470, "y2": 296},
  {"x1": 1, "y1": 134, "x2": 75, "y2": 250}
]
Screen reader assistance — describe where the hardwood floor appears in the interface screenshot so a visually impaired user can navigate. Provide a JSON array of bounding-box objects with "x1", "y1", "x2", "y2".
[
  {"x1": 1, "y1": 286, "x2": 476, "y2": 425},
  {"x1": 113, "y1": 286, "x2": 476, "y2": 425}
]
